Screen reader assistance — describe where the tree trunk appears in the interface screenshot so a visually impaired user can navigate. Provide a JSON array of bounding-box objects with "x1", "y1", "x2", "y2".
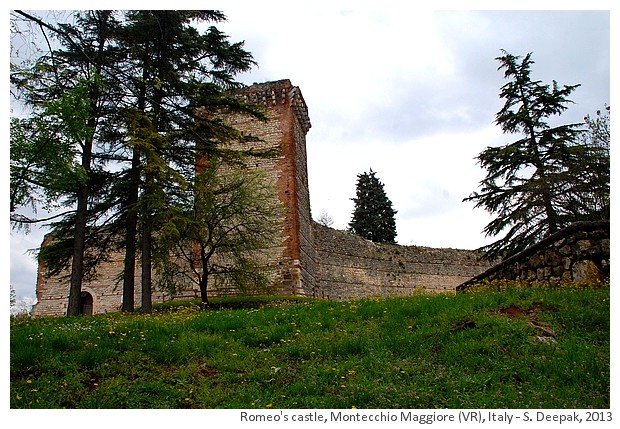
[
  {"x1": 67, "y1": 82, "x2": 99, "y2": 316},
  {"x1": 121, "y1": 148, "x2": 140, "y2": 312},
  {"x1": 200, "y1": 275, "x2": 209, "y2": 310},
  {"x1": 199, "y1": 272, "x2": 209, "y2": 310},
  {"x1": 66, "y1": 183, "x2": 89, "y2": 316},
  {"x1": 140, "y1": 172, "x2": 153, "y2": 314},
  {"x1": 141, "y1": 218, "x2": 152, "y2": 313}
]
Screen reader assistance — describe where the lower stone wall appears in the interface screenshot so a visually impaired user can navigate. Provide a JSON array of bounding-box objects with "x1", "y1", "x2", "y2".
[
  {"x1": 33, "y1": 222, "x2": 497, "y2": 315},
  {"x1": 312, "y1": 223, "x2": 494, "y2": 299},
  {"x1": 457, "y1": 221, "x2": 610, "y2": 292},
  {"x1": 32, "y1": 244, "x2": 294, "y2": 317},
  {"x1": 36, "y1": 220, "x2": 608, "y2": 316},
  {"x1": 32, "y1": 249, "x2": 198, "y2": 317}
]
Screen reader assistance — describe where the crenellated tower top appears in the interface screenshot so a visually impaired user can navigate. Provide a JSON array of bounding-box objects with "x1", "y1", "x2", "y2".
[{"x1": 234, "y1": 79, "x2": 311, "y2": 134}]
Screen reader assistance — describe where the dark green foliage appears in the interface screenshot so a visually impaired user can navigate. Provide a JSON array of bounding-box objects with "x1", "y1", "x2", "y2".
[
  {"x1": 10, "y1": 11, "x2": 265, "y2": 313},
  {"x1": 349, "y1": 169, "x2": 397, "y2": 244},
  {"x1": 465, "y1": 51, "x2": 610, "y2": 259}
]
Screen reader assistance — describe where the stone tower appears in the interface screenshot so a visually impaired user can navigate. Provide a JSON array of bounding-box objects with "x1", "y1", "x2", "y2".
[{"x1": 222, "y1": 79, "x2": 316, "y2": 296}]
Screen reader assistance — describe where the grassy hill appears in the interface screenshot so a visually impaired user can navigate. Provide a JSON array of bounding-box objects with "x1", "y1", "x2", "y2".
[{"x1": 10, "y1": 283, "x2": 609, "y2": 409}]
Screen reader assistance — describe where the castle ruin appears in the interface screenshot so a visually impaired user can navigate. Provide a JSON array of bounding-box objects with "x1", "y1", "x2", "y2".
[{"x1": 33, "y1": 79, "x2": 494, "y2": 316}]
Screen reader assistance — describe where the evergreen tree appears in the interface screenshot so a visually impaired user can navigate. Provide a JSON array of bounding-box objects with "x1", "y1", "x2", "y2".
[
  {"x1": 115, "y1": 10, "x2": 260, "y2": 312},
  {"x1": 11, "y1": 10, "x2": 264, "y2": 314},
  {"x1": 464, "y1": 50, "x2": 608, "y2": 259},
  {"x1": 349, "y1": 169, "x2": 397, "y2": 244},
  {"x1": 11, "y1": 10, "x2": 123, "y2": 315}
]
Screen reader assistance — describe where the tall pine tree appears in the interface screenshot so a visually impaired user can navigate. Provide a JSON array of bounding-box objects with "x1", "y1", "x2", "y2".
[
  {"x1": 11, "y1": 10, "x2": 263, "y2": 314},
  {"x1": 349, "y1": 169, "x2": 397, "y2": 244},
  {"x1": 115, "y1": 10, "x2": 260, "y2": 313},
  {"x1": 464, "y1": 50, "x2": 608, "y2": 259},
  {"x1": 11, "y1": 11, "x2": 123, "y2": 315}
]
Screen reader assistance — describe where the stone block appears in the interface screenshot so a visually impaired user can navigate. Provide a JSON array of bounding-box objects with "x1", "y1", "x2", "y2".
[
  {"x1": 572, "y1": 260, "x2": 602, "y2": 283},
  {"x1": 600, "y1": 239, "x2": 610, "y2": 255},
  {"x1": 558, "y1": 245, "x2": 572, "y2": 256},
  {"x1": 573, "y1": 239, "x2": 594, "y2": 255},
  {"x1": 563, "y1": 257, "x2": 572, "y2": 271},
  {"x1": 528, "y1": 254, "x2": 544, "y2": 268},
  {"x1": 544, "y1": 248, "x2": 561, "y2": 266}
]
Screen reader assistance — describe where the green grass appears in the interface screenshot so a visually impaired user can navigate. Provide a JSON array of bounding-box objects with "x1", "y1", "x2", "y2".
[{"x1": 10, "y1": 285, "x2": 610, "y2": 409}]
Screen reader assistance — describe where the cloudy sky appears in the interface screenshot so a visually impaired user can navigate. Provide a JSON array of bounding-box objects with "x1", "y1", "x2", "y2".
[{"x1": 8, "y1": 2, "x2": 614, "y2": 302}]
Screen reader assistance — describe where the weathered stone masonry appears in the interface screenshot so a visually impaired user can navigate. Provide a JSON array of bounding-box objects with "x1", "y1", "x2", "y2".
[
  {"x1": 312, "y1": 223, "x2": 493, "y2": 299},
  {"x1": 215, "y1": 80, "x2": 316, "y2": 296},
  {"x1": 35, "y1": 235, "x2": 173, "y2": 317},
  {"x1": 457, "y1": 221, "x2": 610, "y2": 292}
]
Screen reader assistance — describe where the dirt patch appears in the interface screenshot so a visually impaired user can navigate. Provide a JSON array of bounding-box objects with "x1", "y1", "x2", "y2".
[
  {"x1": 450, "y1": 320, "x2": 477, "y2": 332},
  {"x1": 195, "y1": 363, "x2": 219, "y2": 378},
  {"x1": 490, "y1": 303, "x2": 558, "y2": 342},
  {"x1": 492, "y1": 302, "x2": 553, "y2": 318},
  {"x1": 496, "y1": 305, "x2": 526, "y2": 318}
]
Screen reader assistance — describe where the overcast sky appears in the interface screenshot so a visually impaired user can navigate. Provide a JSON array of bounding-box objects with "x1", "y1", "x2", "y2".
[
  {"x1": 8, "y1": 2, "x2": 615, "y2": 302},
  {"x1": 219, "y1": 5, "x2": 612, "y2": 245}
]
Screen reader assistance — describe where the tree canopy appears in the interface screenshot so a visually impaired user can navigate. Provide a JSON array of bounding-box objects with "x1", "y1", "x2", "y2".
[
  {"x1": 465, "y1": 50, "x2": 610, "y2": 259},
  {"x1": 349, "y1": 169, "x2": 397, "y2": 244},
  {"x1": 10, "y1": 10, "x2": 267, "y2": 314}
]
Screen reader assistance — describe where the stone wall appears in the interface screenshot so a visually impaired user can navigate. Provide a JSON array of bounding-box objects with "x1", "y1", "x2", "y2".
[
  {"x1": 312, "y1": 223, "x2": 494, "y2": 299},
  {"x1": 221, "y1": 79, "x2": 315, "y2": 295},
  {"x1": 457, "y1": 221, "x2": 610, "y2": 292},
  {"x1": 34, "y1": 236, "x2": 197, "y2": 317}
]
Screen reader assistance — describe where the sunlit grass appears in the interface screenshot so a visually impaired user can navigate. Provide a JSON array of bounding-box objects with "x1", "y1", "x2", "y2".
[{"x1": 10, "y1": 283, "x2": 609, "y2": 408}]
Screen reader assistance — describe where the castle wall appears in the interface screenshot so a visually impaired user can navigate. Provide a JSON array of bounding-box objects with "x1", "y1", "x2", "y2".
[
  {"x1": 33, "y1": 240, "x2": 196, "y2": 317},
  {"x1": 312, "y1": 223, "x2": 493, "y2": 299},
  {"x1": 221, "y1": 80, "x2": 315, "y2": 295},
  {"x1": 289, "y1": 91, "x2": 317, "y2": 296},
  {"x1": 33, "y1": 80, "x2": 314, "y2": 316},
  {"x1": 32, "y1": 79, "x2": 517, "y2": 317}
]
